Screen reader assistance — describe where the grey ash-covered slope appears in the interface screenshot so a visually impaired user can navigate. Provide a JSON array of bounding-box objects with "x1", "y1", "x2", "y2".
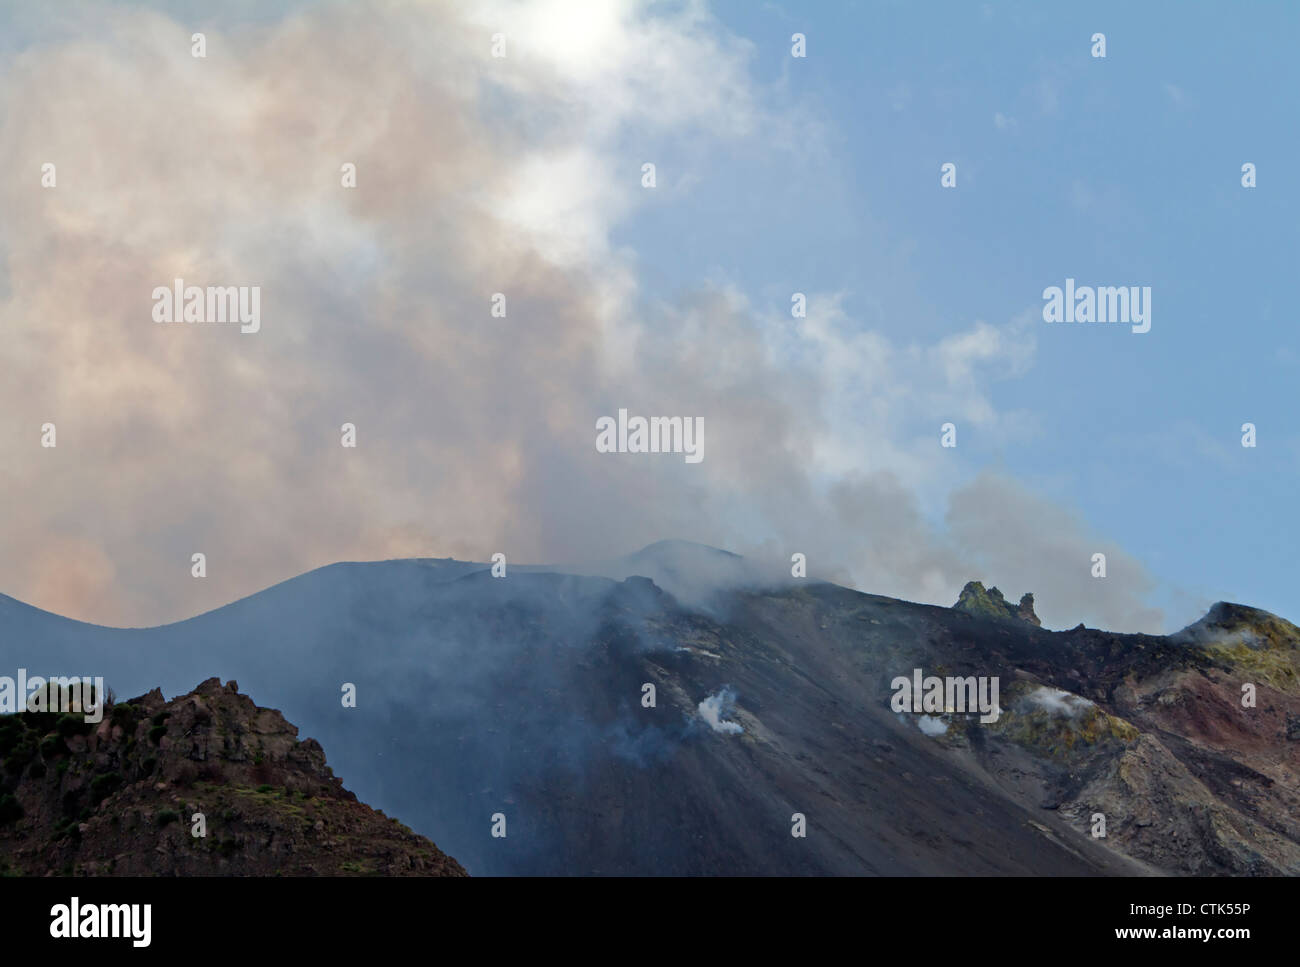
[{"x1": 0, "y1": 540, "x2": 1295, "y2": 875}]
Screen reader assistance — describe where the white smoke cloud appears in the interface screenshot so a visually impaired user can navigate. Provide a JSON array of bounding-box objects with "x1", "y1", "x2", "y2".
[
  {"x1": 916, "y1": 715, "x2": 948, "y2": 736},
  {"x1": 697, "y1": 687, "x2": 743, "y2": 735},
  {"x1": 1025, "y1": 685, "x2": 1094, "y2": 719},
  {"x1": 0, "y1": 0, "x2": 1168, "y2": 635}
]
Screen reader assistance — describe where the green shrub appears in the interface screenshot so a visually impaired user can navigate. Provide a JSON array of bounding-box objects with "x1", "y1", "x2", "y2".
[
  {"x1": 89, "y1": 772, "x2": 121, "y2": 803},
  {"x1": 25, "y1": 711, "x2": 59, "y2": 733},
  {"x1": 110, "y1": 704, "x2": 139, "y2": 729},
  {"x1": 0, "y1": 720, "x2": 23, "y2": 757},
  {"x1": 155, "y1": 809, "x2": 179, "y2": 827},
  {"x1": 56, "y1": 714, "x2": 91, "y2": 738},
  {"x1": 2, "y1": 738, "x2": 35, "y2": 775}
]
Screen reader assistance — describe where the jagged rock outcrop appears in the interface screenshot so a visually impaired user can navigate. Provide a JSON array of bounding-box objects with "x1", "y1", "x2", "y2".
[
  {"x1": 953, "y1": 580, "x2": 1040, "y2": 626},
  {"x1": 0, "y1": 678, "x2": 466, "y2": 876}
]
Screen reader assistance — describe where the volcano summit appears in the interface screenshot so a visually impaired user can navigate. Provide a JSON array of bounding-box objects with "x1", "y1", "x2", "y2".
[{"x1": 0, "y1": 541, "x2": 1295, "y2": 876}]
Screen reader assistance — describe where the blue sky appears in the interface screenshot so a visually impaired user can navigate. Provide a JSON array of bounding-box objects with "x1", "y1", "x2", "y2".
[{"x1": 607, "y1": 0, "x2": 1300, "y2": 625}]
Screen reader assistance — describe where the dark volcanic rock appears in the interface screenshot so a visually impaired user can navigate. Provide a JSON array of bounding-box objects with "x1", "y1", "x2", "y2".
[
  {"x1": 0, "y1": 679, "x2": 466, "y2": 876},
  {"x1": 1017, "y1": 594, "x2": 1042, "y2": 627}
]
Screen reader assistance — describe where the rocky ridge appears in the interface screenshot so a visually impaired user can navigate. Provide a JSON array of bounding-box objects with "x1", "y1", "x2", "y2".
[
  {"x1": 0, "y1": 678, "x2": 466, "y2": 876},
  {"x1": 953, "y1": 580, "x2": 1041, "y2": 626}
]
